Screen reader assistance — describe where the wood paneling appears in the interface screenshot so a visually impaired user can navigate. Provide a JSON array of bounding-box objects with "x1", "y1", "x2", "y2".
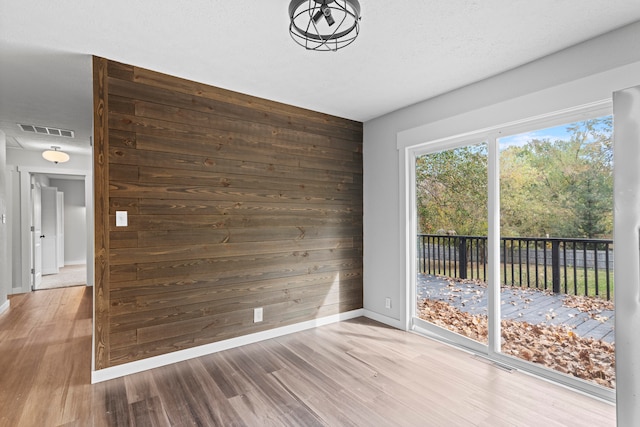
[
  {"x1": 93, "y1": 58, "x2": 363, "y2": 368},
  {"x1": 93, "y1": 56, "x2": 110, "y2": 370}
]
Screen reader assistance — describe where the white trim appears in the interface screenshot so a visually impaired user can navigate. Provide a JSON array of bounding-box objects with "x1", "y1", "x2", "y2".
[
  {"x1": 411, "y1": 319, "x2": 614, "y2": 403},
  {"x1": 400, "y1": 102, "x2": 616, "y2": 402},
  {"x1": 16, "y1": 166, "x2": 90, "y2": 176},
  {"x1": 399, "y1": 100, "x2": 611, "y2": 152},
  {"x1": 17, "y1": 169, "x2": 31, "y2": 293},
  {"x1": 91, "y1": 308, "x2": 364, "y2": 384},
  {"x1": 487, "y1": 134, "x2": 501, "y2": 355},
  {"x1": 64, "y1": 260, "x2": 87, "y2": 266},
  {"x1": 412, "y1": 317, "x2": 487, "y2": 355},
  {"x1": 612, "y1": 85, "x2": 640, "y2": 423},
  {"x1": 399, "y1": 145, "x2": 413, "y2": 331},
  {"x1": 363, "y1": 309, "x2": 404, "y2": 329},
  {"x1": 0, "y1": 299, "x2": 10, "y2": 315}
]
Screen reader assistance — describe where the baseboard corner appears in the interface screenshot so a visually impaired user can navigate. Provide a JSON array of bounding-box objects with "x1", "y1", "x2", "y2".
[
  {"x1": 363, "y1": 309, "x2": 404, "y2": 329},
  {"x1": 92, "y1": 308, "x2": 365, "y2": 384}
]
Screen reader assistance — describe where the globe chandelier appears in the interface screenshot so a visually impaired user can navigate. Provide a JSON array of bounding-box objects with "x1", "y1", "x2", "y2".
[{"x1": 288, "y1": 0, "x2": 361, "y2": 51}]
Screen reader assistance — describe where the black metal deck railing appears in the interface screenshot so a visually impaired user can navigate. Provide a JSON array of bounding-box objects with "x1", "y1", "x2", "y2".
[{"x1": 417, "y1": 234, "x2": 614, "y2": 300}]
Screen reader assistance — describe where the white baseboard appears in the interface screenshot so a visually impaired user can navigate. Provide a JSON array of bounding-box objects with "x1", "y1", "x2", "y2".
[
  {"x1": 363, "y1": 309, "x2": 404, "y2": 329},
  {"x1": 0, "y1": 299, "x2": 10, "y2": 315},
  {"x1": 91, "y1": 308, "x2": 364, "y2": 384}
]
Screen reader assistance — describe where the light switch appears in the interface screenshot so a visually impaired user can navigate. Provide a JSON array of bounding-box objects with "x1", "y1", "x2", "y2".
[{"x1": 115, "y1": 211, "x2": 128, "y2": 227}]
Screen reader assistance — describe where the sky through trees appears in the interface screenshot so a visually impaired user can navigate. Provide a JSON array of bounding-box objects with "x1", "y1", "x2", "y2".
[{"x1": 416, "y1": 116, "x2": 613, "y2": 238}]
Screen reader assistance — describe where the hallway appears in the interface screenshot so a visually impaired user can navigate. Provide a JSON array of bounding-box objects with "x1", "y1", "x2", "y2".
[{"x1": 39, "y1": 264, "x2": 87, "y2": 290}]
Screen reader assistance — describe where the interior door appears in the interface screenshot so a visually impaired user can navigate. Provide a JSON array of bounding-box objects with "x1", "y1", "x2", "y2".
[
  {"x1": 41, "y1": 186, "x2": 59, "y2": 276},
  {"x1": 56, "y1": 191, "x2": 64, "y2": 268},
  {"x1": 32, "y1": 181, "x2": 42, "y2": 289}
]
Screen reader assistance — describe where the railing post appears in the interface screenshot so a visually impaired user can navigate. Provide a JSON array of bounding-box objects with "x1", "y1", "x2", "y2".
[
  {"x1": 552, "y1": 240, "x2": 561, "y2": 294},
  {"x1": 459, "y1": 237, "x2": 467, "y2": 279},
  {"x1": 422, "y1": 235, "x2": 426, "y2": 274}
]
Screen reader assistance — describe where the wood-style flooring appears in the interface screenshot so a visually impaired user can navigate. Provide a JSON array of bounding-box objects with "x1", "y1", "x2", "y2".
[{"x1": 0, "y1": 286, "x2": 615, "y2": 426}]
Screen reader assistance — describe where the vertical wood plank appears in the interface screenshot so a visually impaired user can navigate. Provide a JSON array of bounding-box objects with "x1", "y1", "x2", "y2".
[{"x1": 93, "y1": 56, "x2": 110, "y2": 369}]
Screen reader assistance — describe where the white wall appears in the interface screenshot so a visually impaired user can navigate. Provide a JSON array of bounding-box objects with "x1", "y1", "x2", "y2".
[
  {"x1": 363, "y1": 21, "x2": 640, "y2": 326},
  {"x1": 0, "y1": 130, "x2": 9, "y2": 313},
  {"x1": 33, "y1": 174, "x2": 50, "y2": 187},
  {"x1": 363, "y1": 19, "x2": 640, "y2": 417},
  {"x1": 49, "y1": 178, "x2": 86, "y2": 265},
  {"x1": 612, "y1": 84, "x2": 640, "y2": 427},
  {"x1": 7, "y1": 149, "x2": 91, "y2": 171},
  {"x1": 6, "y1": 149, "x2": 93, "y2": 292}
]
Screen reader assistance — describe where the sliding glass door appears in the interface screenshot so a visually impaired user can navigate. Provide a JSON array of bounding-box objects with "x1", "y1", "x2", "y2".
[{"x1": 412, "y1": 110, "x2": 615, "y2": 395}]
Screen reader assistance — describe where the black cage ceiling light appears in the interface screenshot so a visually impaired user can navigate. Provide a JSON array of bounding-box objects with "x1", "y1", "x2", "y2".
[{"x1": 289, "y1": 0, "x2": 361, "y2": 51}]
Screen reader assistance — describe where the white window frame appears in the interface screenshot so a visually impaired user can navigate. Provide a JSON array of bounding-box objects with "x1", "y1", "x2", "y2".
[{"x1": 401, "y1": 100, "x2": 614, "y2": 402}]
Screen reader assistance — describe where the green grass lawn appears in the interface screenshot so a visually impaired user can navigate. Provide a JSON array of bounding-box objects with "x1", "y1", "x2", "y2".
[
  {"x1": 501, "y1": 264, "x2": 614, "y2": 300},
  {"x1": 419, "y1": 259, "x2": 614, "y2": 300}
]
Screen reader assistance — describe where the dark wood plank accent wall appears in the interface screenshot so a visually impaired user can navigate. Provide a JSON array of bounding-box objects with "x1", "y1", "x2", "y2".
[{"x1": 92, "y1": 57, "x2": 363, "y2": 369}]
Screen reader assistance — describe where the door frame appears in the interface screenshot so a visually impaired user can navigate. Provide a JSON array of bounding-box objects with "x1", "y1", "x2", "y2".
[
  {"x1": 15, "y1": 166, "x2": 93, "y2": 294},
  {"x1": 31, "y1": 179, "x2": 42, "y2": 289},
  {"x1": 399, "y1": 100, "x2": 615, "y2": 402}
]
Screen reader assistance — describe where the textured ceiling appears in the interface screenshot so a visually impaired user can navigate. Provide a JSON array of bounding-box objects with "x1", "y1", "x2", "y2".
[{"x1": 1, "y1": 1, "x2": 640, "y2": 156}]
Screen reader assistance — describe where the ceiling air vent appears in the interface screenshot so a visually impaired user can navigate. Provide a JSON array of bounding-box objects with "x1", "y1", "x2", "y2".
[{"x1": 18, "y1": 123, "x2": 75, "y2": 138}]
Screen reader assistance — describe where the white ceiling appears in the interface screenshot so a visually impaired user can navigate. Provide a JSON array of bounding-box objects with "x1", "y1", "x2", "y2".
[{"x1": 1, "y1": 1, "x2": 640, "y2": 156}]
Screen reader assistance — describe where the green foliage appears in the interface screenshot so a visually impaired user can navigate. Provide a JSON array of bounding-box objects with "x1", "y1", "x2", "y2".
[
  {"x1": 416, "y1": 144, "x2": 488, "y2": 235},
  {"x1": 500, "y1": 117, "x2": 613, "y2": 238},
  {"x1": 416, "y1": 117, "x2": 613, "y2": 239}
]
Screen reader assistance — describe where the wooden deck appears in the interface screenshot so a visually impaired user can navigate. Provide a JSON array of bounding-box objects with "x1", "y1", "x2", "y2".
[{"x1": 417, "y1": 274, "x2": 615, "y2": 343}]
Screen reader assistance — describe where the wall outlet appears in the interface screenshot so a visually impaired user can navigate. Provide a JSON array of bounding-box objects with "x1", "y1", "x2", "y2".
[
  {"x1": 385, "y1": 298, "x2": 391, "y2": 309},
  {"x1": 254, "y1": 307, "x2": 263, "y2": 323}
]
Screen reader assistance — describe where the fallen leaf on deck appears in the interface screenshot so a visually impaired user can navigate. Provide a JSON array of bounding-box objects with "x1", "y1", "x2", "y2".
[{"x1": 417, "y1": 298, "x2": 615, "y2": 388}]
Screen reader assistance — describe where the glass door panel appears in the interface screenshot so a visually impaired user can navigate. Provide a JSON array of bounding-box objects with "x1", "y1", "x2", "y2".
[
  {"x1": 415, "y1": 142, "x2": 489, "y2": 344},
  {"x1": 498, "y1": 116, "x2": 615, "y2": 389}
]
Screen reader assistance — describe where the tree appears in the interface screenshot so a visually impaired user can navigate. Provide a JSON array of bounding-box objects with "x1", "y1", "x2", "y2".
[
  {"x1": 499, "y1": 146, "x2": 554, "y2": 237},
  {"x1": 501, "y1": 117, "x2": 612, "y2": 238},
  {"x1": 563, "y1": 118, "x2": 613, "y2": 238},
  {"x1": 416, "y1": 116, "x2": 613, "y2": 239},
  {"x1": 416, "y1": 144, "x2": 487, "y2": 235}
]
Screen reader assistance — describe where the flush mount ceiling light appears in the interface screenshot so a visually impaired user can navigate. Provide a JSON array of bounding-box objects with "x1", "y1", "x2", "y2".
[
  {"x1": 42, "y1": 146, "x2": 70, "y2": 164},
  {"x1": 289, "y1": 0, "x2": 361, "y2": 51}
]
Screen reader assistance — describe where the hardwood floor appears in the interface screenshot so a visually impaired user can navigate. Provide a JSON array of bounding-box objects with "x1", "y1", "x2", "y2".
[
  {"x1": 0, "y1": 286, "x2": 93, "y2": 426},
  {"x1": 0, "y1": 287, "x2": 615, "y2": 426}
]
